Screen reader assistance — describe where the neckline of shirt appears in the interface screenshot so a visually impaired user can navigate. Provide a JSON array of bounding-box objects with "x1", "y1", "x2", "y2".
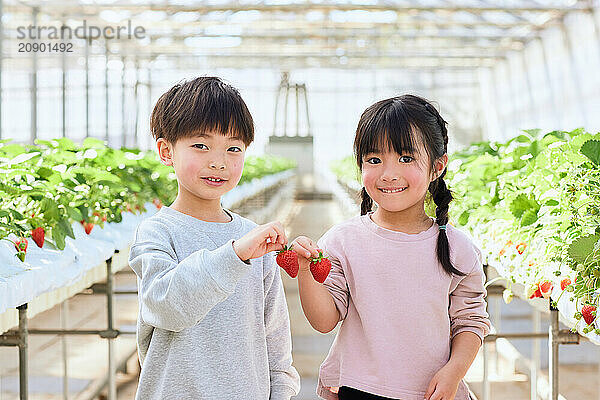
[
  {"x1": 159, "y1": 206, "x2": 243, "y2": 233},
  {"x1": 359, "y1": 212, "x2": 440, "y2": 242}
]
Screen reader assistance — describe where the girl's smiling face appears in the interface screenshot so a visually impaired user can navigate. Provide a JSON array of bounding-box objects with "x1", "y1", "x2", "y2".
[{"x1": 361, "y1": 140, "x2": 446, "y2": 214}]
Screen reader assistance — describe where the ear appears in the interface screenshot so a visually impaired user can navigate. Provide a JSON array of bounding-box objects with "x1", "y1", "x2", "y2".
[
  {"x1": 431, "y1": 154, "x2": 448, "y2": 182},
  {"x1": 157, "y1": 138, "x2": 174, "y2": 166}
]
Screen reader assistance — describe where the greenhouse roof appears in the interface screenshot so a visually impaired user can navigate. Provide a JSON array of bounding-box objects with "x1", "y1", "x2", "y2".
[{"x1": 2, "y1": 0, "x2": 593, "y2": 69}]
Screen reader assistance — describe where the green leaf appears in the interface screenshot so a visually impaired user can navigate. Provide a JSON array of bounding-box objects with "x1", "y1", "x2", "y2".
[
  {"x1": 568, "y1": 234, "x2": 600, "y2": 264},
  {"x1": 580, "y1": 140, "x2": 600, "y2": 165},
  {"x1": 41, "y1": 198, "x2": 60, "y2": 220},
  {"x1": 458, "y1": 210, "x2": 470, "y2": 226},
  {"x1": 9, "y1": 209, "x2": 24, "y2": 220},
  {"x1": 36, "y1": 167, "x2": 55, "y2": 180},
  {"x1": 52, "y1": 226, "x2": 66, "y2": 250},
  {"x1": 66, "y1": 206, "x2": 83, "y2": 221},
  {"x1": 545, "y1": 199, "x2": 559, "y2": 206},
  {"x1": 521, "y1": 209, "x2": 539, "y2": 227},
  {"x1": 56, "y1": 218, "x2": 75, "y2": 240},
  {"x1": 510, "y1": 194, "x2": 539, "y2": 218}
]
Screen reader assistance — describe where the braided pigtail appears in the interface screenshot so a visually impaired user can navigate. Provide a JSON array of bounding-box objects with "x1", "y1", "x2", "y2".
[
  {"x1": 360, "y1": 187, "x2": 373, "y2": 216},
  {"x1": 424, "y1": 102, "x2": 464, "y2": 276}
]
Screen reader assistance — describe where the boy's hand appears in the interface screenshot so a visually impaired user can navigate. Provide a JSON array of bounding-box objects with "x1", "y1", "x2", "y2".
[
  {"x1": 233, "y1": 221, "x2": 287, "y2": 261},
  {"x1": 290, "y1": 236, "x2": 320, "y2": 272},
  {"x1": 424, "y1": 363, "x2": 461, "y2": 400}
]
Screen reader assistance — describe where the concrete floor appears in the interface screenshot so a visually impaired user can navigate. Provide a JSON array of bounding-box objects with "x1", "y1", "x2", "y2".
[{"x1": 1, "y1": 197, "x2": 599, "y2": 399}]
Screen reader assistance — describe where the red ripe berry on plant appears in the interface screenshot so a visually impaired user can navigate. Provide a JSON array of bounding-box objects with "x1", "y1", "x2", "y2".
[
  {"x1": 80, "y1": 220, "x2": 94, "y2": 235},
  {"x1": 31, "y1": 227, "x2": 45, "y2": 248},
  {"x1": 581, "y1": 305, "x2": 597, "y2": 325},
  {"x1": 560, "y1": 278, "x2": 571, "y2": 291},
  {"x1": 14, "y1": 237, "x2": 28, "y2": 262},
  {"x1": 538, "y1": 281, "x2": 553, "y2": 299}
]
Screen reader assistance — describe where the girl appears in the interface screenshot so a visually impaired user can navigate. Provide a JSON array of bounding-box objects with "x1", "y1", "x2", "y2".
[{"x1": 291, "y1": 95, "x2": 491, "y2": 400}]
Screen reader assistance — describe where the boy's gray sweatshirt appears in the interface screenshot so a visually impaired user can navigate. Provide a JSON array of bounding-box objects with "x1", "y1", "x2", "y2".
[{"x1": 128, "y1": 206, "x2": 300, "y2": 400}]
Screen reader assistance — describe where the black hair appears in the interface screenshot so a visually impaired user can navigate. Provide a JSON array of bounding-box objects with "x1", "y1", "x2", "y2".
[
  {"x1": 150, "y1": 76, "x2": 254, "y2": 146},
  {"x1": 354, "y1": 94, "x2": 464, "y2": 276}
]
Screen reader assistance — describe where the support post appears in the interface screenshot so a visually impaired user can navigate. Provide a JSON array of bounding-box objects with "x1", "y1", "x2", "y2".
[
  {"x1": 18, "y1": 304, "x2": 28, "y2": 400},
  {"x1": 106, "y1": 258, "x2": 116, "y2": 400},
  {"x1": 549, "y1": 305, "x2": 559, "y2": 400}
]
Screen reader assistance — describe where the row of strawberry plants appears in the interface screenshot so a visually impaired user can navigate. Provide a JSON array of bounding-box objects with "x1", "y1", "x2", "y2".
[
  {"x1": 1, "y1": 138, "x2": 295, "y2": 261},
  {"x1": 329, "y1": 128, "x2": 599, "y2": 335},
  {"x1": 448, "y1": 129, "x2": 599, "y2": 334}
]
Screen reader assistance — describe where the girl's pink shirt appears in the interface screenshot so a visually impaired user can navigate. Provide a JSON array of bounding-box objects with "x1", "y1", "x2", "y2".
[{"x1": 315, "y1": 213, "x2": 491, "y2": 400}]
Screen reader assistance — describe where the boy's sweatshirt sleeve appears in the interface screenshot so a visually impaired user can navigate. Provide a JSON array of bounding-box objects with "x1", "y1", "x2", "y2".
[
  {"x1": 448, "y1": 249, "x2": 491, "y2": 344},
  {"x1": 128, "y1": 220, "x2": 251, "y2": 332},
  {"x1": 262, "y1": 253, "x2": 301, "y2": 400}
]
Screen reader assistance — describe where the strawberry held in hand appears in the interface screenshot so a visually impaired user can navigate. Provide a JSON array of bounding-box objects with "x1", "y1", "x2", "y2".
[
  {"x1": 31, "y1": 227, "x2": 45, "y2": 248},
  {"x1": 276, "y1": 245, "x2": 299, "y2": 278},
  {"x1": 310, "y1": 251, "x2": 331, "y2": 283}
]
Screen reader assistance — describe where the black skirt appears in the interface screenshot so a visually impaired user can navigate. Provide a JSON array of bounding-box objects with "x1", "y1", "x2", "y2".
[{"x1": 337, "y1": 386, "x2": 396, "y2": 400}]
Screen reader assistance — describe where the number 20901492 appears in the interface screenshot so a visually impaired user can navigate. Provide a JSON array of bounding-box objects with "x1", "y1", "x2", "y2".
[{"x1": 19, "y1": 42, "x2": 73, "y2": 53}]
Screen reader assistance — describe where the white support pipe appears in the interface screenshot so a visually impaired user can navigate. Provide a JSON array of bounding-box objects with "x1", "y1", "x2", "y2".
[{"x1": 531, "y1": 309, "x2": 541, "y2": 400}]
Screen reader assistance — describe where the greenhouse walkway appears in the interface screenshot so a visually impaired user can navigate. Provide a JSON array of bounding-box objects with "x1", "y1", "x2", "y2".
[{"x1": 1, "y1": 190, "x2": 599, "y2": 399}]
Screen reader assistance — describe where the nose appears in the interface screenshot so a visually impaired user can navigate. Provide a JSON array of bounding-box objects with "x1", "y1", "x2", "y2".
[
  {"x1": 381, "y1": 166, "x2": 399, "y2": 181},
  {"x1": 209, "y1": 161, "x2": 226, "y2": 170}
]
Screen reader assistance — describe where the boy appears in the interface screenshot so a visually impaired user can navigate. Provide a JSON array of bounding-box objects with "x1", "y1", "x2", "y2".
[{"x1": 129, "y1": 77, "x2": 300, "y2": 399}]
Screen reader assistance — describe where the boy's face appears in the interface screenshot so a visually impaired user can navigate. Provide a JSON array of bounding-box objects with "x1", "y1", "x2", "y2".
[{"x1": 157, "y1": 131, "x2": 246, "y2": 203}]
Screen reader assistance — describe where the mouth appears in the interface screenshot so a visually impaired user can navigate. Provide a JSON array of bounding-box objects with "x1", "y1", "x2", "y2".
[
  {"x1": 378, "y1": 187, "x2": 407, "y2": 194},
  {"x1": 202, "y1": 176, "x2": 228, "y2": 186}
]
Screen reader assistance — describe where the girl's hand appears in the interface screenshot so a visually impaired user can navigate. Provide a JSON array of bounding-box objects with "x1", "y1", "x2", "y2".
[
  {"x1": 424, "y1": 363, "x2": 461, "y2": 400},
  {"x1": 233, "y1": 221, "x2": 287, "y2": 261},
  {"x1": 290, "y1": 236, "x2": 320, "y2": 272}
]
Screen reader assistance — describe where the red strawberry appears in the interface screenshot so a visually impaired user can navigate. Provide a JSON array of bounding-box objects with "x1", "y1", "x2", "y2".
[
  {"x1": 529, "y1": 288, "x2": 542, "y2": 299},
  {"x1": 560, "y1": 278, "x2": 571, "y2": 290},
  {"x1": 581, "y1": 305, "x2": 596, "y2": 325},
  {"x1": 81, "y1": 220, "x2": 94, "y2": 234},
  {"x1": 14, "y1": 237, "x2": 28, "y2": 262},
  {"x1": 276, "y1": 245, "x2": 299, "y2": 278},
  {"x1": 31, "y1": 227, "x2": 45, "y2": 248},
  {"x1": 310, "y1": 251, "x2": 332, "y2": 284},
  {"x1": 153, "y1": 198, "x2": 163, "y2": 209},
  {"x1": 538, "y1": 281, "x2": 553, "y2": 299}
]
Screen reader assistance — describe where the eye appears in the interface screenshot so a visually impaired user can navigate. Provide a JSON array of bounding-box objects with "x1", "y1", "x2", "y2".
[
  {"x1": 192, "y1": 143, "x2": 208, "y2": 150},
  {"x1": 228, "y1": 146, "x2": 242, "y2": 152},
  {"x1": 365, "y1": 157, "x2": 381, "y2": 164},
  {"x1": 399, "y1": 155, "x2": 413, "y2": 163}
]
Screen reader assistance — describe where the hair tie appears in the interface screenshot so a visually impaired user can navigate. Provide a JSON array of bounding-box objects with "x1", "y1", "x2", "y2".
[{"x1": 438, "y1": 224, "x2": 447, "y2": 231}]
